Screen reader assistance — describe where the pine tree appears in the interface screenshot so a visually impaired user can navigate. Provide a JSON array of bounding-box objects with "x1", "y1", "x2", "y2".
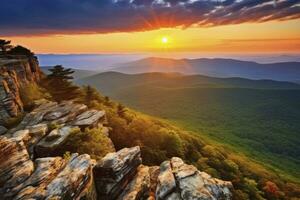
[
  {"x1": 117, "y1": 103, "x2": 127, "y2": 117},
  {"x1": 0, "y1": 39, "x2": 12, "y2": 55},
  {"x1": 82, "y1": 85, "x2": 102, "y2": 107},
  {"x1": 44, "y1": 65, "x2": 81, "y2": 101}
]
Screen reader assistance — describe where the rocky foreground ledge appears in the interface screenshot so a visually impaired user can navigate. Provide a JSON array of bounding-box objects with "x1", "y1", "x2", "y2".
[
  {"x1": 0, "y1": 58, "x2": 232, "y2": 199},
  {"x1": 0, "y1": 100, "x2": 232, "y2": 200}
]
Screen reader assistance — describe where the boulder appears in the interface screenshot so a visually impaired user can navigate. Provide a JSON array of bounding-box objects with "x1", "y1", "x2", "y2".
[
  {"x1": 94, "y1": 146, "x2": 142, "y2": 200},
  {"x1": 156, "y1": 161, "x2": 177, "y2": 200},
  {"x1": 117, "y1": 165, "x2": 151, "y2": 200},
  {"x1": 156, "y1": 157, "x2": 233, "y2": 200},
  {"x1": 35, "y1": 126, "x2": 76, "y2": 158},
  {"x1": 44, "y1": 153, "x2": 96, "y2": 200},
  {"x1": 0, "y1": 136, "x2": 34, "y2": 198}
]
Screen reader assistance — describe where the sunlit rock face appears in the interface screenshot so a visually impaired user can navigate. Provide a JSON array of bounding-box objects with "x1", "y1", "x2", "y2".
[
  {"x1": 93, "y1": 146, "x2": 143, "y2": 199},
  {"x1": 156, "y1": 157, "x2": 233, "y2": 200},
  {"x1": 0, "y1": 56, "x2": 41, "y2": 124}
]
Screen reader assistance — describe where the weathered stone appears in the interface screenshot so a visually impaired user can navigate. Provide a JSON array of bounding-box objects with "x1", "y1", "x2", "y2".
[
  {"x1": 0, "y1": 125, "x2": 7, "y2": 135},
  {"x1": 13, "y1": 157, "x2": 65, "y2": 200},
  {"x1": 149, "y1": 166, "x2": 160, "y2": 200},
  {"x1": 117, "y1": 165, "x2": 151, "y2": 200},
  {"x1": 0, "y1": 57, "x2": 41, "y2": 124},
  {"x1": 94, "y1": 146, "x2": 142, "y2": 200},
  {"x1": 44, "y1": 153, "x2": 96, "y2": 200},
  {"x1": 35, "y1": 126, "x2": 76, "y2": 158},
  {"x1": 13, "y1": 129, "x2": 30, "y2": 145},
  {"x1": 72, "y1": 109, "x2": 105, "y2": 129},
  {"x1": 27, "y1": 123, "x2": 48, "y2": 154},
  {"x1": 156, "y1": 157, "x2": 233, "y2": 200},
  {"x1": 156, "y1": 161, "x2": 176, "y2": 200},
  {"x1": 0, "y1": 136, "x2": 34, "y2": 198}
]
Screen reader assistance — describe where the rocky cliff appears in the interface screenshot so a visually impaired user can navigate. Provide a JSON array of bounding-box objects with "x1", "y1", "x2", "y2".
[
  {"x1": 0, "y1": 57, "x2": 233, "y2": 200},
  {"x1": 0, "y1": 56, "x2": 41, "y2": 126}
]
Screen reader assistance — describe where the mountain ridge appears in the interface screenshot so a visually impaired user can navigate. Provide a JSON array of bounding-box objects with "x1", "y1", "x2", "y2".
[{"x1": 110, "y1": 57, "x2": 300, "y2": 82}]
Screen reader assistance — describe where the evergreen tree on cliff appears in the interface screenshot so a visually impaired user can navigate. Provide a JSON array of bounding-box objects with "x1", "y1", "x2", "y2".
[
  {"x1": 8, "y1": 45, "x2": 34, "y2": 57},
  {"x1": 43, "y1": 65, "x2": 82, "y2": 101},
  {"x1": 0, "y1": 39, "x2": 12, "y2": 55}
]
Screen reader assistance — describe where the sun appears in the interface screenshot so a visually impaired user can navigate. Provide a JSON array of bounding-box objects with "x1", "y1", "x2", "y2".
[{"x1": 161, "y1": 36, "x2": 169, "y2": 44}]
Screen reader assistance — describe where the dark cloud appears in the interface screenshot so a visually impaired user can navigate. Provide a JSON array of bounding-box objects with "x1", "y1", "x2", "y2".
[{"x1": 0, "y1": 0, "x2": 299, "y2": 36}]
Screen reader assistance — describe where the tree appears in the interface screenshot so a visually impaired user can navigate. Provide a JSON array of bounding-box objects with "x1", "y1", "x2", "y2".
[
  {"x1": 43, "y1": 65, "x2": 81, "y2": 101},
  {"x1": 82, "y1": 85, "x2": 102, "y2": 107},
  {"x1": 8, "y1": 45, "x2": 34, "y2": 57},
  {"x1": 117, "y1": 103, "x2": 127, "y2": 117},
  {"x1": 48, "y1": 65, "x2": 75, "y2": 80},
  {"x1": 0, "y1": 39, "x2": 12, "y2": 54}
]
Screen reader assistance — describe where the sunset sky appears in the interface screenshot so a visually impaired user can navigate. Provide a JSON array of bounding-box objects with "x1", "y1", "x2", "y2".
[{"x1": 1, "y1": 0, "x2": 300, "y2": 54}]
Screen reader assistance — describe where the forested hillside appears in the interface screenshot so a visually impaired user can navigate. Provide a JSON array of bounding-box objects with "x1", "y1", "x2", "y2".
[{"x1": 78, "y1": 71, "x2": 300, "y2": 182}]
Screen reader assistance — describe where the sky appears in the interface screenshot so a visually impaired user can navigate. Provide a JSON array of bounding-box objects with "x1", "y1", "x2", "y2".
[{"x1": 1, "y1": 0, "x2": 300, "y2": 54}]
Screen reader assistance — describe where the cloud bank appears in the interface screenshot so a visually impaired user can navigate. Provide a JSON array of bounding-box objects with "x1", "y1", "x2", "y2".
[{"x1": 0, "y1": 0, "x2": 299, "y2": 36}]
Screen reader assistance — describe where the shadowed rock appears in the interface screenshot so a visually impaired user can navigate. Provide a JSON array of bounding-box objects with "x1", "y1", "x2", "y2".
[
  {"x1": 117, "y1": 165, "x2": 151, "y2": 200},
  {"x1": 35, "y1": 126, "x2": 76, "y2": 158},
  {"x1": 94, "y1": 146, "x2": 142, "y2": 200}
]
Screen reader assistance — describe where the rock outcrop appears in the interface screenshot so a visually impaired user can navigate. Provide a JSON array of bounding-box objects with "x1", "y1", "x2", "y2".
[
  {"x1": 93, "y1": 146, "x2": 143, "y2": 199},
  {"x1": 0, "y1": 136, "x2": 96, "y2": 200},
  {"x1": 0, "y1": 56, "x2": 41, "y2": 124},
  {"x1": 156, "y1": 157, "x2": 233, "y2": 200}
]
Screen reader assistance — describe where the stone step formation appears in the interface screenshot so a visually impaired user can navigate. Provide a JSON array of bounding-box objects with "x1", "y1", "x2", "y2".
[{"x1": 0, "y1": 57, "x2": 233, "y2": 199}]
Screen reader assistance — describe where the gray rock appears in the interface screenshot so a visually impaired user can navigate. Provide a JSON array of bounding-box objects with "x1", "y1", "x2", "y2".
[
  {"x1": 0, "y1": 125, "x2": 7, "y2": 135},
  {"x1": 156, "y1": 157, "x2": 233, "y2": 200},
  {"x1": 156, "y1": 161, "x2": 176, "y2": 200},
  {"x1": 94, "y1": 146, "x2": 142, "y2": 200},
  {"x1": 117, "y1": 165, "x2": 151, "y2": 200},
  {"x1": 72, "y1": 109, "x2": 105, "y2": 129},
  {"x1": 35, "y1": 126, "x2": 77, "y2": 158}
]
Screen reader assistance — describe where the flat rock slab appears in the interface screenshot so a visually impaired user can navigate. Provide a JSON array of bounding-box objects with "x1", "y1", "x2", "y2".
[{"x1": 72, "y1": 109, "x2": 105, "y2": 129}]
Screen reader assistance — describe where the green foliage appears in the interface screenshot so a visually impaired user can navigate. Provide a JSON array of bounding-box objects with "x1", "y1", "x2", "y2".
[
  {"x1": 71, "y1": 84, "x2": 300, "y2": 199},
  {"x1": 37, "y1": 71, "x2": 300, "y2": 199},
  {"x1": 0, "y1": 39, "x2": 12, "y2": 54},
  {"x1": 20, "y1": 83, "x2": 51, "y2": 110},
  {"x1": 63, "y1": 127, "x2": 115, "y2": 160},
  {"x1": 63, "y1": 151, "x2": 72, "y2": 161},
  {"x1": 42, "y1": 65, "x2": 82, "y2": 102},
  {"x1": 8, "y1": 45, "x2": 34, "y2": 57}
]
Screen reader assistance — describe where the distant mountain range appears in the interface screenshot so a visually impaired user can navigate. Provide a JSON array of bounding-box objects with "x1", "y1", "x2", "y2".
[
  {"x1": 41, "y1": 66, "x2": 97, "y2": 80},
  {"x1": 110, "y1": 57, "x2": 300, "y2": 82},
  {"x1": 77, "y1": 71, "x2": 300, "y2": 97}
]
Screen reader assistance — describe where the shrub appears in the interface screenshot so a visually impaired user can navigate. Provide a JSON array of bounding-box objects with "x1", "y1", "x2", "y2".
[
  {"x1": 20, "y1": 83, "x2": 51, "y2": 110},
  {"x1": 63, "y1": 127, "x2": 115, "y2": 160}
]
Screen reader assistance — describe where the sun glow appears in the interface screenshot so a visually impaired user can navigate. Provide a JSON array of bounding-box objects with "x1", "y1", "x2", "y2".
[{"x1": 161, "y1": 36, "x2": 169, "y2": 44}]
